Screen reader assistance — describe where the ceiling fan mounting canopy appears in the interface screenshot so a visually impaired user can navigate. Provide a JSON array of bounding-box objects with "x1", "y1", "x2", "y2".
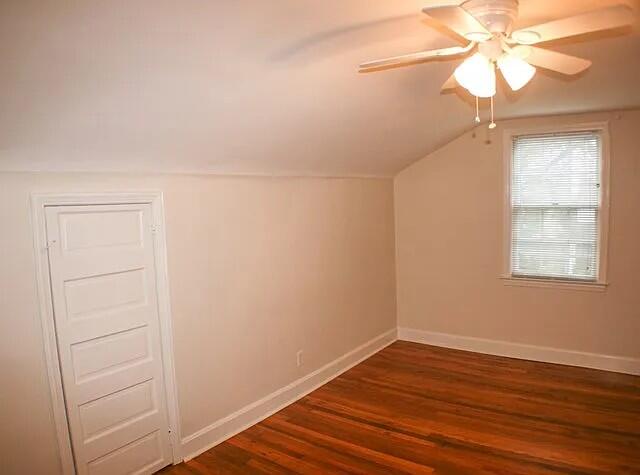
[{"x1": 461, "y1": 0, "x2": 519, "y2": 36}]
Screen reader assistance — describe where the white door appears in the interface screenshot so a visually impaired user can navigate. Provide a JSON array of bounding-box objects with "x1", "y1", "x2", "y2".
[{"x1": 45, "y1": 203, "x2": 172, "y2": 475}]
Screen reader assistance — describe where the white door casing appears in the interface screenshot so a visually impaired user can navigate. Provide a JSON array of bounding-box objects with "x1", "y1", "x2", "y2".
[{"x1": 31, "y1": 193, "x2": 181, "y2": 475}]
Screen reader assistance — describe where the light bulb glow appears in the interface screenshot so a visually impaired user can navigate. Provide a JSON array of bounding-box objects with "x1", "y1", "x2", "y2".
[
  {"x1": 498, "y1": 53, "x2": 536, "y2": 91},
  {"x1": 454, "y1": 53, "x2": 496, "y2": 98}
]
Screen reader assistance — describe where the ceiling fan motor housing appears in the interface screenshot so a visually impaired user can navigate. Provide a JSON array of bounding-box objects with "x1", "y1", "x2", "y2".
[{"x1": 462, "y1": 0, "x2": 519, "y2": 35}]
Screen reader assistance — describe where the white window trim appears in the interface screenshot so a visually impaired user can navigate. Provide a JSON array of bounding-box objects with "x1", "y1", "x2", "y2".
[{"x1": 501, "y1": 122, "x2": 611, "y2": 291}]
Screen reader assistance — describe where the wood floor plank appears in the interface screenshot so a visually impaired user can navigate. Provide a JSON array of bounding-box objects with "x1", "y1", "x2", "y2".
[{"x1": 160, "y1": 341, "x2": 640, "y2": 474}]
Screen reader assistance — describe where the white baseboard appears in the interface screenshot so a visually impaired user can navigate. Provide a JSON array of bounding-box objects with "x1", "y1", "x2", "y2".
[
  {"x1": 398, "y1": 327, "x2": 640, "y2": 376},
  {"x1": 180, "y1": 328, "x2": 398, "y2": 461}
]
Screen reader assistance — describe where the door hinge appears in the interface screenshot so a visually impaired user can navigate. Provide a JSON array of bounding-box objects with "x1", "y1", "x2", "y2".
[
  {"x1": 151, "y1": 224, "x2": 160, "y2": 235},
  {"x1": 45, "y1": 239, "x2": 57, "y2": 250}
]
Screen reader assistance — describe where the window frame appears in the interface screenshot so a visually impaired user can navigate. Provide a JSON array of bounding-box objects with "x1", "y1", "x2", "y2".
[{"x1": 501, "y1": 122, "x2": 611, "y2": 291}]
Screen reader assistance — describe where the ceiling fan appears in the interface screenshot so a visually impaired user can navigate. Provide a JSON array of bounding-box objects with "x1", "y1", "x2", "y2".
[{"x1": 359, "y1": 0, "x2": 635, "y2": 127}]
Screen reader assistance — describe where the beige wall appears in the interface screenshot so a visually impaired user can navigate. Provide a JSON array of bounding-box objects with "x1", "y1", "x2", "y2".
[
  {"x1": 3, "y1": 109, "x2": 638, "y2": 475},
  {"x1": 0, "y1": 173, "x2": 397, "y2": 475},
  {"x1": 395, "y1": 109, "x2": 640, "y2": 358}
]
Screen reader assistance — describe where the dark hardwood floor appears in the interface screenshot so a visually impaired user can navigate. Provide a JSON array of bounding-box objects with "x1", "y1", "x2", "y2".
[{"x1": 161, "y1": 341, "x2": 640, "y2": 474}]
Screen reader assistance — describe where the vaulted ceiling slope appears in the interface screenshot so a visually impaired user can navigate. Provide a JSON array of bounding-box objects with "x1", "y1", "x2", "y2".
[{"x1": 1, "y1": 0, "x2": 639, "y2": 177}]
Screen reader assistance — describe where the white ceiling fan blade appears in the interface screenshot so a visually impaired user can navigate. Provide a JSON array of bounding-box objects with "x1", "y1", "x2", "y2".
[
  {"x1": 422, "y1": 6, "x2": 491, "y2": 41},
  {"x1": 511, "y1": 4, "x2": 634, "y2": 45},
  {"x1": 516, "y1": 46, "x2": 592, "y2": 75},
  {"x1": 359, "y1": 44, "x2": 473, "y2": 72}
]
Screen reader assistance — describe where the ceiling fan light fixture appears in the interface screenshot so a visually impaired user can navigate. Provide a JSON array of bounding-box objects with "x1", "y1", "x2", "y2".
[
  {"x1": 454, "y1": 53, "x2": 496, "y2": 98},
  {"x1": 511, "y1": 30, "x2": 541, "y2": 45},
  {"x1": 498, "y1": 53, "x2": 536, "y2": 90},
  {"x1": 359, "y1": 1, "x2": 631, "y2": 126}
]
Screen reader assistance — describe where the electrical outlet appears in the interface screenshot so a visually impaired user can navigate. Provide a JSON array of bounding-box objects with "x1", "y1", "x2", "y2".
[{"x1": 296, "y1": 350, "x2": 303, "y2": 367}]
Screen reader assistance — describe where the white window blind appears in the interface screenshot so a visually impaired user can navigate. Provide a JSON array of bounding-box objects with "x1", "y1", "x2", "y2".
[{"x1": 511, "y1": 131, "x2": 602, "y2": 281}]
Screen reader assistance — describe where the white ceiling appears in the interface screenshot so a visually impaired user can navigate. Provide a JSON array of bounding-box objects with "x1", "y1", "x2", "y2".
[{"x1": 1, "y1": 0, "x2": 639, "y2": 176}]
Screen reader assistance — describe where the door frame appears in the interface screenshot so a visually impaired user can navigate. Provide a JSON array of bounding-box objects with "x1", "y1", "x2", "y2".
[{"x1": 31, "y1": 192, "x2": 183, "y2": 474}]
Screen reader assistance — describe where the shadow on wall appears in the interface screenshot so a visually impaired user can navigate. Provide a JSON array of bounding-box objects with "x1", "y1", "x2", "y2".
[{"x1": 271, "y1": 14, "x2": 462, "y2": 63}]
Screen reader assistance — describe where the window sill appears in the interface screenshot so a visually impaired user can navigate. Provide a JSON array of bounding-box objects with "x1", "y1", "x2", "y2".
[{"x1": 500, "y1": 276, "x2": 608, "y2": 292}]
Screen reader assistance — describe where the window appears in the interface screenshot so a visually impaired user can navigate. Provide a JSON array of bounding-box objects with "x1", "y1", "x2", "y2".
[{"x1": 505, "y1": 126, "x2": 609, "y2": 287}]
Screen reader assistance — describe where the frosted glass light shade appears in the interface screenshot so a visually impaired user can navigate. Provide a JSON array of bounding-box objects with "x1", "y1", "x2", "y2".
[
  {"x1": 498, "y1": 53, "x2": 536, "y2": 91},
  {"x1": 454, "y1": 53, "x2": 496, "y2": 98}
]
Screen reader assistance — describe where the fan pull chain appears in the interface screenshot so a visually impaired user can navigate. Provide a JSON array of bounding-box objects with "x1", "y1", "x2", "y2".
[
  {"x1": 489, "y1": 96, "x2": 496, "y2": 129},
  {"x1": 475, "y1": 96, "x2": 480, "y2": 124}
]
